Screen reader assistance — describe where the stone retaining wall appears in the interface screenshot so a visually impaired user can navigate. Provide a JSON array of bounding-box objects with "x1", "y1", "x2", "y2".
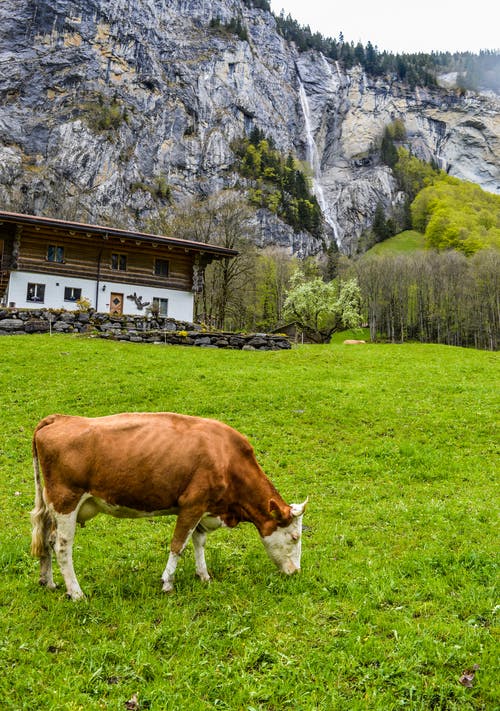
[{"x1": 0, "y1": 309, "x2": 291, "y2": 351}]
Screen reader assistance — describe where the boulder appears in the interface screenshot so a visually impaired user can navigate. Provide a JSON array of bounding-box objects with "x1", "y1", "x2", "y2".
[
  {"x1": 25, "y1": 319, "x2": 50, "y2": 333},
  {"x1": 0, "y1": 318, "x2": 24, "y2": 331}
]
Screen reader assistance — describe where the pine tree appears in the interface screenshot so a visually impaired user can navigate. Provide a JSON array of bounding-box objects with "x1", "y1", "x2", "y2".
[
  {"x1": 372, "y1": 202, "x2": 389, "y2": 242},
  {"x1": 380, "y1": 128, "x2": 398, "y2": 168}
]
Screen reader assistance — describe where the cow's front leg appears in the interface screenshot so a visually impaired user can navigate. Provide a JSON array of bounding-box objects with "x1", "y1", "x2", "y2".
[
  {"x1": 53, "y1": 511, "x2": 85, "y2": 600},
  {"x1": 192, "y1": 528, "x2": 210, "y2": 582},
  {"x1": 191, "y1": 515, "x2": 225, "y2": 582},
  {"x1": 161, "y1": 551, "x2": 181, "y2": 593},
  {"x1": 161, "y1": 508, "x2": 204, "y2": 593}
]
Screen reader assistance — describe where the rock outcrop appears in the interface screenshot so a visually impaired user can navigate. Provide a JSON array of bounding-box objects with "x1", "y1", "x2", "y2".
[{"x1": 0, "y1": 0, "x2": 499, "y2": 254}]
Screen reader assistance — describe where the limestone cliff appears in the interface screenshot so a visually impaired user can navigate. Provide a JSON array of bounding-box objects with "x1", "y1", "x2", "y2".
[{"x1": 0, "y1": 0, "x2": 499, "y2": 254}]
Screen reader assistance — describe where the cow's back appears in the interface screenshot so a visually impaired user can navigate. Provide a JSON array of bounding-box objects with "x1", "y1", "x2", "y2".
[{"x1": 33, "y1": 413, "x2": 251, "y2": 514}]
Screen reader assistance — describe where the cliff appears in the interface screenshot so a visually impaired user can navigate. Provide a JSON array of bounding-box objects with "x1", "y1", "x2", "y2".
[{"x1": 0, "y1": 0, "x2": 499, "y2": 254}]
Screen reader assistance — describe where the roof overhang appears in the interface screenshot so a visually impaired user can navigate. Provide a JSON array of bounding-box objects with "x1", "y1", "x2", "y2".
[{"x1": 0, "y1": 210, "x2": 238, "y2": 259}]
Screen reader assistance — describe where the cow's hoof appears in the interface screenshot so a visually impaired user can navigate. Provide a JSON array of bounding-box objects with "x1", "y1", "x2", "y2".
[
  {"x1": 39, "y1": 579, "x2": 58, "y2": 591},
  {"x1": 195, "y1": 572, "x2": 211, "y2": 583},
  {"x1": 66, "y1": 591, "x2": 85, "y2": 601},
  {"x1": 161, "y1": 583, "x2": 175, "y2": 594}
]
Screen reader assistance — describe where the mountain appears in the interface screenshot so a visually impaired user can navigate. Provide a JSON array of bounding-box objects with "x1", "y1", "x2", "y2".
[{"x1": 1, "y1": 0, "x2": 499, "y2": 255}]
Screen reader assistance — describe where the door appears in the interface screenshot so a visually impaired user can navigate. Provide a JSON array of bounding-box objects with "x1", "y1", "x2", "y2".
[{"x1": 109, "y1": 292, "x2": 124, "y2": 315}]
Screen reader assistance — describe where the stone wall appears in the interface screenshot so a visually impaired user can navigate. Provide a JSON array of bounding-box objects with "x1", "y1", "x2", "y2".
[{"x1": 0, "y1": 309, "x2": 291, "y2": 351}]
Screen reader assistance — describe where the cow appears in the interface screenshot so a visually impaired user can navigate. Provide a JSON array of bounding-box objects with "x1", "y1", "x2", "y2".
[
  {"x1": 30, "y1": 413, "x2": 308, "y2": 599},
  {"x1": 343, "y1": 339, "x2": 366, "y2": 345}
]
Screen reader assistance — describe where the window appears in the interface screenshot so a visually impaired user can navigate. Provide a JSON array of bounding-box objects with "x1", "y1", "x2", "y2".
[
  {"x1": 64, "y1": 287, "x2": 82, "y2": 302},
  {"x1": 47, "y1": 245, "x2": 64, "y2": 263},
  {"x1": 154, "y1": 258, "x2": 169, "y2": 277},
  {"x1": 152, "y1": 297, "x2": 168, "y2": 316},
  {"x1": 27, "y1": 283, "x2": 45, "y2": 303},
  {"x1": 111, "y1": 253, "x2": 127, "y2": 271}
]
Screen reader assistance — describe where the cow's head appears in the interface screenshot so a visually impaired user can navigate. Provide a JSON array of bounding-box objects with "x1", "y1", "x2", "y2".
[{"x1": 261, "y1": 498, "x2": 308, "y2": 575}]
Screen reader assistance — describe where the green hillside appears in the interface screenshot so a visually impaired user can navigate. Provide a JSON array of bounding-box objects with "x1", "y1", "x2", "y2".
[
  {"x1": 411, "y1": 177, "x2": 500, "y2": 255},
  {"x1": 366, "y1": 230, "x2": 426, "y2": 255},
  {"x1": 365, "y1": 161, "x2": 500, "y2": 258}
]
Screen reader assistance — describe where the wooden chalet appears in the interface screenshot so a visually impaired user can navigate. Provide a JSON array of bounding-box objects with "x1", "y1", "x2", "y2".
[{"x1": 0, "y1": 211, "x2": 237, "y2": 320}]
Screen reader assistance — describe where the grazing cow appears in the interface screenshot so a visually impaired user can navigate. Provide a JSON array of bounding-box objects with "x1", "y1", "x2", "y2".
[{"x1": 31, "y1": 413, "x2": 307, "y2": 599}]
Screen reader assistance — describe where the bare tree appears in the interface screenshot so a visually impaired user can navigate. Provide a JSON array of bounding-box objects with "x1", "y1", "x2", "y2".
[
  {"x1": 354, "y1": 250, "x2": 499, "y2": 350},
  {"x1": 147, "y1": 192, "x2": 258, "y2": 330},
  {"x1": 253, "y1": 247, "x2": 297, "y2": 331},
  {"x1": 196, "y1": 193, "x2": 258, "y2": 330}
]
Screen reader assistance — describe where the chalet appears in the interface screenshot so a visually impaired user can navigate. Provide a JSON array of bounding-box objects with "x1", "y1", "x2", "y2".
[{"x1": 0, "y1": 211, "x2": 237, "y2": 320}]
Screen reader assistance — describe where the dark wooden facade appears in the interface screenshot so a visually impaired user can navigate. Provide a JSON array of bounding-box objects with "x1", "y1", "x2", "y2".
[{"x1": 0, "y1": 211, "x2": 237, "y2": 318}]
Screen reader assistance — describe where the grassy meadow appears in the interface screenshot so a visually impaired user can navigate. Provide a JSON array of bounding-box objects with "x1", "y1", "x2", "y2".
[
  {"x1": 367, "y1": 230, "x2": 426, "y2": 255},
  {"x1": 0, "y1": 334, "x2": 498, "y2": 710}
]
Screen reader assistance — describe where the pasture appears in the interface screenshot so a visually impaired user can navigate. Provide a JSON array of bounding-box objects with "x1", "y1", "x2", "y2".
[
  {"x1": 366, "y1": 230, "x2": 426, "y2": 255},
  {"x1": 0, "y1": 335, "x2": 498, "y2": 710}
]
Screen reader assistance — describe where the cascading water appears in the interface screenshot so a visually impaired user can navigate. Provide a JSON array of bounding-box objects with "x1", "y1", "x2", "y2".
[{"x1": 297, "y1": 80, "x2": 340, "y2": 245}]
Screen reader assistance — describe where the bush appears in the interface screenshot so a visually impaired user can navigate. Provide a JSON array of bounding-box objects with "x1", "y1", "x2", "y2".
[{"x1": 411, "y1": 178, "x2": 500, "y2": 254}]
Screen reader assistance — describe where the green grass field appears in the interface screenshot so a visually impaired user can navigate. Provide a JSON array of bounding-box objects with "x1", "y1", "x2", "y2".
[
  {"x1": 1, "y1": 335, "x2": 498, "y2": 710},
  {"x1": 367, "y1": 230, "x2": 426, "y2": 255}
]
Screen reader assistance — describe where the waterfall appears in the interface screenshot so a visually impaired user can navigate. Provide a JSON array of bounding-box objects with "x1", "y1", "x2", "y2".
[
  {"x1": 297, "y1": 80, "x2": 340, "y2": 245},
  {"x1": 298, "y1": 82, "x2": 322, "y2": 191}
]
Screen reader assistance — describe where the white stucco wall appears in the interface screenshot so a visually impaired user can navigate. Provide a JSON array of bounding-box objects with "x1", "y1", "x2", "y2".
[{"x1": 6, "y1": 271, "x2": 194, "y2": 321}]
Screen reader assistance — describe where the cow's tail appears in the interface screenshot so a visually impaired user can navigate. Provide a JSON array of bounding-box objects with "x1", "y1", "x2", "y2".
[{"x1": 30, "y1": 417, "x2": 56, "y2": 557}]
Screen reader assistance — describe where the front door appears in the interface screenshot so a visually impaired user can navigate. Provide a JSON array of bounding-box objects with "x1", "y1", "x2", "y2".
[{"x1": 110, "y1": 292, "x2": 124, "y2": 316}]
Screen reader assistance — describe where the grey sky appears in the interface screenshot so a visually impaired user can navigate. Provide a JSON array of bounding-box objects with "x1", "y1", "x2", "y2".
[{"x1": 270, "y1": 0, "x2": 499, "y2": 54}]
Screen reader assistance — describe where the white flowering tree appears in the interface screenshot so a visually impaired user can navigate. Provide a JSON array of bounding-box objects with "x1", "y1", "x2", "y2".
[{"x1": 283, "y1": 274, "x2": 363, "y2": 343}]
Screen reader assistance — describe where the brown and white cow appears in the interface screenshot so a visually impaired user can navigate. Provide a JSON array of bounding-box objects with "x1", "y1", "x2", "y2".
[{"x1": 31, "y1": 413, "x2": 307, "y2": 599}]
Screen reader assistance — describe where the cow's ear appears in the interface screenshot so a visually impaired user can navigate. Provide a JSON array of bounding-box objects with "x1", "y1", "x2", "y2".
[{"x1": 269, "y1": 498, "x2": 284, "y2": 519}]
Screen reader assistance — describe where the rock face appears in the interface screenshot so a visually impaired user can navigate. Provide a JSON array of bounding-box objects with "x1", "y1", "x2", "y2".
[
  {"x1": 296, "y1": 56, "x2": 500, "y2": 252},
  {"x1": 0, "y1": 0, "x2": 499, "y2": 254}
]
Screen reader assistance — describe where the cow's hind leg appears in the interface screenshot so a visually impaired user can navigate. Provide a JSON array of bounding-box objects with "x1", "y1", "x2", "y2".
[
  {"x1": 53, "y1": 510, "x2": 85, "y2": 600},
  {"x1": 39, "y1": 526, "x2": 56, "y2": 590},
  {"x1": 31, "y1": 503, "x2": 57, "y2": 590}
]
